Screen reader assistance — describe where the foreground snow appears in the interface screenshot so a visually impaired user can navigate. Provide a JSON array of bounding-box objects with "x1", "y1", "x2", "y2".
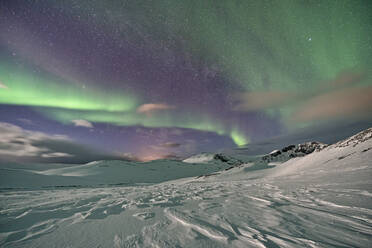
[{"x1": 1, "y1": 129, "x2": 372, "y2": 247}]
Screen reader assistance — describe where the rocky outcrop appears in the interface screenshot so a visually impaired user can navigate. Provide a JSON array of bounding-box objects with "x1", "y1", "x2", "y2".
[
  {"x1": 213, "y1": 153, "x2": 243, "y2": 166},
  {"x1": 262, "y1": 141, "x2": 328, "y2": 163},
  {"x1": 333, "y1": 127, "x2": 372, "y2": 148}
]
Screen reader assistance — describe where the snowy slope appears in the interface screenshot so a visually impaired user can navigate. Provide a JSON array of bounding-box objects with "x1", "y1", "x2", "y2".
[
  {"x1": 0, "y1": 128, "x2": 371, "y2": 247},
  {"x1": 268, "y1": 127, "x2": 372, "y2": 179}
]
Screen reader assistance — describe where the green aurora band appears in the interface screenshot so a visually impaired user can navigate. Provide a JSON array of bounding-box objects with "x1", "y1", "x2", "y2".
[
  {"x1": 1, "y1": 0, "x2": 371, "y2": 146},
  {"x1": 0, "y1": 62, "x2": 248, "y2": 145},
  {"x1": 50, "y1": 0, "x2": 371, "y2": 120},
  {"x1": 38, "y1": 108, "x2": 249, "y2": 146},
  {"x1": 0, "y1": 63, "x2": 137, "y2": 112}
]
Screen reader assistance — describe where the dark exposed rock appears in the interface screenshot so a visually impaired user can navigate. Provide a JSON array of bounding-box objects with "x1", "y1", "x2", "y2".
[
  {"x1": 213, "y1": 153, "x2": 243, "y2": 166},
  {"x1": 196, "y1": 172, "x2": 220, "y2": 179},
  {"x1": 295, "y1": 142, "x2": 327, "y2": 154},
  {"x1": 261, "y1": 142, "x2": 328, "y2": 163},
  {"x1": 338, "y1": 152, "x2": 355, "y2": 160},
  {"x1": 362, "y1": 147, "x2": 372, "y2": 153},
  {"x1": 282, "y1": 145, "x2": 295, "y2": 152},
  {"x1": 213, "y1": 153, "x2": 229, "y2": 163}
]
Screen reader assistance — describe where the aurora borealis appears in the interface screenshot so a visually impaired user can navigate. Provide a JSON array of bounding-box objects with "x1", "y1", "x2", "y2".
[{"x1": 0, "y1": 0, "x2": 371, "y2": 161}]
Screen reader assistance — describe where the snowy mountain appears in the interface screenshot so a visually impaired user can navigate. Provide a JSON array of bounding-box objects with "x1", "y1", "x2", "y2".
[
  {"x1": 261, "y1": 141, "x2": 328, "y2": 164},
  {"x1": 333, "y1": 126, "x2": 372, "y2": 148},
  {"x1": 226, "y1": 122, "x2": 372, "y2": 156},
  {"x1": 183, "y1": 152, "x2": 243, "y2": 166},
  {"x1": 0, "y1": 128, "x2": 371, "y2": 247},
  {"x1": 182, "y1": 153, "x2": 215, "y2": 163}
]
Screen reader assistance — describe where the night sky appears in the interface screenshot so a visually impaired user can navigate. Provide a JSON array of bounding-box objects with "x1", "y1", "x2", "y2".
[{"x1": 1, "y1": 0, "x2": 371, "y2": 162}]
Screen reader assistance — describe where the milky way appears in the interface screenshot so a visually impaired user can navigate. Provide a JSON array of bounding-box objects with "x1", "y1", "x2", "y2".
[{"x1": 0, "y1": 0, "x2": 371, "y2": 160}]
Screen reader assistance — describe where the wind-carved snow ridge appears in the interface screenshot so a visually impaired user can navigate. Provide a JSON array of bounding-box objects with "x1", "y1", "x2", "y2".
[
  {"x1": 333, "y1": 127, "x2": 372, "y2": 148},
  {"x1": 0, "y1": 127, "x2": 372, "y2": 247}
]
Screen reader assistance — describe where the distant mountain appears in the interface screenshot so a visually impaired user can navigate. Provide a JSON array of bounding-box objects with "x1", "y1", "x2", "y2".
[
  {"x1": 182, "y1": 153, "x2": 215, "y2": 163},
  {"x1": 197, "y1": 127, "x2": 372, "y2": 178},
  {"x1": 261, "y1": 141, "x2": 328, "y2": 164},
  {"x1": 265, "y1": 127, "x2": 372, "y2": 179},
  {"x1": 194, "y1": 126, "x2": 372, "y2": 184},
  {"x1": 183, "y1": 153, "x2": 243, "y2": 166},
  {"x1": 226, "y1": 121, "x2": 372, "y2": 156}
]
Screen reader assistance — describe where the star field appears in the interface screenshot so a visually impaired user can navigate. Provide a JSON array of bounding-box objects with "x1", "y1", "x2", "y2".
[{"x1": 0, "y1": 0, "x2": 371, "y2": 161}]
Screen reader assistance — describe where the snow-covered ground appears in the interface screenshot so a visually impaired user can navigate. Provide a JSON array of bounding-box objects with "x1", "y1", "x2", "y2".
[
  {"x1": 1, "y1": 129, "x2": 371, "y2": 247},
  {"x1": 0, "y1": 159, "x2": 232, "y2": 189}
]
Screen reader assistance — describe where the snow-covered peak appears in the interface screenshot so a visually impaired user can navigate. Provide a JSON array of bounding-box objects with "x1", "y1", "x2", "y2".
[
  {"x1": 261, "y1": 128, "x2": 372, "y2": 164},
  {"x1": 269, "y1": 149, "x2": 280, "y2": 155},
  {"x1": 212, "y1": 153, "x2": 244, "y2": 165},
  {"x1": 261, "y1": 141, "x2": 328, "y2": 163},
  {"x1": 85, "y1": 160, "x2": 99, "y2": 165},
  {"x1": 183, "y1": 153, "x2": 215, "y2": 163},
  {"x1": 183, "y1": 153, "x2": 243, "y2": 166},
  {"x1": 296, "y1": 141, "x2": 328, "y2": 153},
  {"x1": 332, "y1": 127, "x2": 372, "y2": 148}
]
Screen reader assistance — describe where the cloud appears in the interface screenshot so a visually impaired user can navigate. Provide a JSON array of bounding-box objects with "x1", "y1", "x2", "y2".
[
  {"x1": 233, "y1": 71, "x2": 372, "y2": 123},
  {"x1": 0, "y1": 80, "x2": 8, "y2": 89},
  {"x1": 161, "y1": 142, "x2": 181, "y2": 148},
  {"x1": 149, "y1": 142, "x2": 181, "y2": 151},
  {"x1": 317, "y1": 70, "x2": 366, "y2": 91},
  {"x1": 41, "y1": 152, "x2": 74, "y2": 158},
  {"x1": 137, "y1": 103, "x2": 175, "y2": 114},
  {"x1": 233, "y1": 91, "x2": 296, "y2": 111},
  {"x1": 72, "y1": 119, "x2": 93, "y2": 128},
  {"x1": 0, "y1": 122, "x2": 126, "y2": 163},
  {"x1": 0, "y1": 122, "x2": 71, "y2": 158},
  {"x1": 291, "y1": 86, "x2": 372, "y2": 122}
]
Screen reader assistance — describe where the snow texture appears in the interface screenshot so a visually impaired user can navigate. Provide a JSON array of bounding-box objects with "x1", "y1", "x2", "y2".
[{"x1": 0, "y1": 128, "x2": 371, "y2": 247}]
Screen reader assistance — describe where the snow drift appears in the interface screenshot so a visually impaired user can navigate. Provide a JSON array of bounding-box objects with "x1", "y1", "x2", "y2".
[{"x1": 0, "y1": 128, "x2": 371, "y2": 247}]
